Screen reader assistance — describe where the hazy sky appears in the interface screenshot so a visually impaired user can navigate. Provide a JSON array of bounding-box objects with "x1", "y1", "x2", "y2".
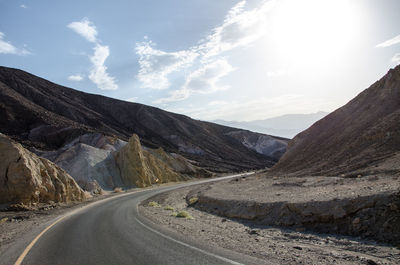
[{"x1": 1, "y1": 0, "x2": 399, "y2": 121}]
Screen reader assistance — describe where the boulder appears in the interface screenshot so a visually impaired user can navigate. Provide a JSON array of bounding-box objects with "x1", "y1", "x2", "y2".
[{"x1": 0, "y1": 133, "x2": 85, "y2": 205}]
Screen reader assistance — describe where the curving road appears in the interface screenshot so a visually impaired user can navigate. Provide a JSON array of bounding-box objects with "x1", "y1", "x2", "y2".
[{"x1": 6, "y1": 174, "x2": 271, "y2": 265}]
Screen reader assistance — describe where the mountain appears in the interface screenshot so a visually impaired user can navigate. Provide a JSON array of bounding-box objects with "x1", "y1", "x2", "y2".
[
  {"x1": 271, "y1": 65, "x2": 400, "y2": 176},
  {"x1": 213, "y1": 111, "x2": 329, "y2": 138},
  {"x1": 0, "y1": 66, "x2": 287, "y2": 172}
]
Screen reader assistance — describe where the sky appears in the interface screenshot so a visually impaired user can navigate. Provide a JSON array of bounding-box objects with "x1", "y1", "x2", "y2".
[{"x1": 1, "y1": 0, "x2": 400, "y2": 122}]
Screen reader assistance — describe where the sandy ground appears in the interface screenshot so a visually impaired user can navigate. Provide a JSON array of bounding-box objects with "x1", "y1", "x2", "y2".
[
  {"x1": 140, "y1": 182, "x2": 400, "y2": 265},
  {"x1": 194, "y1": 173, "x2": 400, "y2": 203}
]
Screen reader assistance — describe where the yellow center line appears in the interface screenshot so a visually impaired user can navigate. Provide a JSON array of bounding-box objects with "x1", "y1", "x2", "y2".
[
  {"x1": 13, "y1": 174, "x2": 249, "y2": 265},
  {"x1": 13, "y1": 189, "x2": 143, "y2": 265},
  {"x1": 14, "y1": 215, "x2": 68, "y2": 265}
]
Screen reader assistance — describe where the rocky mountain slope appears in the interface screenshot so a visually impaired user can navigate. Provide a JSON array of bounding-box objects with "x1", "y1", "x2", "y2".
[
  {"x1": 272, "y1": 65, "x2": 400, "y2": 176},
  {"x1": 0, "y1": 66, "x2": 287, "y2": 172},
  {"x1": 0, "y1": 133, "x2": 85, "y2": 205}
]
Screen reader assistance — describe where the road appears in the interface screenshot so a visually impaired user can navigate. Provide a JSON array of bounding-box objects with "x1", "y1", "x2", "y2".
[{"x1": 7, "y1": 174, "x2": 270, "y2": 265}]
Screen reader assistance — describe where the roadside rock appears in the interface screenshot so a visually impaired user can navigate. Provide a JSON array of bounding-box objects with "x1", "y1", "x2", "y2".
[{"x1": 0, "y1": 133, "x2": 85, "y2": 205}]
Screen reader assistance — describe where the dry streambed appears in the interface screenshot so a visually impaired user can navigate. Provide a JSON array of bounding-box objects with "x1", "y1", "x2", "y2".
[{"x1": 139, "y1": 175, "x2": 400, "y2": 265}]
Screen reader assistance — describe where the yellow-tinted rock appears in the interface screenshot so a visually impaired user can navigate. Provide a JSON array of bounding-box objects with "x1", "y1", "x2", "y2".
[
  {"x1": 0, "y1": 133, "x2": 85, "y2": 205},
  {"x1": 114, "y1": 134, "x2": 186, "y2": 188}
]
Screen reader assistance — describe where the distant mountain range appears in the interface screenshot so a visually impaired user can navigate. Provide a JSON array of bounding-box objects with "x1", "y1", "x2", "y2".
[{"x1": 213, "y1": 111, "x2": 329, "y2": 138}]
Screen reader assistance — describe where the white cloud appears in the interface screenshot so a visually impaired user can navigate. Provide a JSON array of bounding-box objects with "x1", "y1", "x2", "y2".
[
  {"x1": 136, "y1": 0, "x2": 276, "y2": 102},
  {"x1": 0, "y1": 32, "x2": 30, "y2": 55},
  {"x1": 392, "y1": 53, "x2": 400, "y2": 64},
  {"x1": 376, "y1": 34, "x2": 400, "y2": 48},
  {"x1": 199, "y1": 0, "x2": 275, "y2": 58},
  {"x1": 267, "y1": 70, "x2": 286, "y2": 77},
  {"x1": 67, "y1": 18, "x2": 98, "y2": 43},
  {"x1": 183, "y1": 59, "x2": 235, "y2": 94},
  {"x1": 88, "y1": 44, "x2": 118, "y2": 90},
  {"x1": 153, "y1": 89, "x2": 190, "y2": 104},
  {"x1": 154, "y1": 59, "x2": 235, "y2": 104},
  {"x1": 126, "y1": 97, "x2": 138, "y2": 102},
  {"x1": 68, "y1": 19, "x2": 118, "y2": 90},
  {"x1": 136, "y1": 40, "x2": 198, "y2": 89},
  {"x1": 68, "y1": 74, "x2": 84, "y2": 81},
  {"x1": 20, "y1": 4, "x2": 27, "y2": 8},
  {"x1": 208, "y1": 100, "x2": 228, "y2": 106}
]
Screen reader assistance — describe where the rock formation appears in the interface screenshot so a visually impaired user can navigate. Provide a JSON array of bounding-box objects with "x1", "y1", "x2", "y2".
[
  {"x1": 36, "y1": 133, "x2": 205, "y2": 191},
  {"x1": 272, "y1": 65, "x2": 400, "y2": 176},
  {"x1": 36, "y1": 133, "x2": 126, "y2": 192},
  {"x1": 0, "y1": 133, "x2": 85, "y2": 205},
  {"x1": 114, "y1": 134, "x2": 188, "y2": 188}
]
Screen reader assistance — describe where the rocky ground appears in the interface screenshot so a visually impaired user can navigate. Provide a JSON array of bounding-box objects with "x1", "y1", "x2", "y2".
[{"x1": 139, "y1": 174, "x2": 400, "y2": 265}]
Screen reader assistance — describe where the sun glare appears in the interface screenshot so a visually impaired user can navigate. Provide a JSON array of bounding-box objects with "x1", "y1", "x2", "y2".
[{"x1": 268, "y1": 0, "x2": 363, "y2": 67}]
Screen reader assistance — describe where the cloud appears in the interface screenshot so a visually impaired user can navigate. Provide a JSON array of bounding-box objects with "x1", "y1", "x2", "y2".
[
  {"x1": 153, "y1": 88, "x2": 190, "y2": 104},
  {"x1": 199, "y1": 0, "x2": 275, "y2": 58},
  {"x1": 267, "y1": 70, "x2": 286, "y2": 77},
  {"x1": 154, "y1": 59, "x2": 235, "y2": 104},
  {"x1": 20, "y1": 4, "x2": 27, "y2": 8},
  {"x1": 68, "y1": 18, "x2": 118, "y2": 90},
  {"x1": 376, "y1": 34, "x2": 400, "y2": 48},
  {"x1": 68, "y1": 74, "x2": 84, "y2": 81},
  {"x1": 67, "y1": 18, "x2": 98, "y2": 43},
  {"x1": 126, "y1": 97, "x2": 138, "y2": 102},
  {"x1": 392, "y1": 53, "x2": 400, "y2": 64},
  {"x1": 183, "y1": 59, "x2": 235, "y2": 94},
  {"x1": 208, "y1": 100, "x2": 228, "y2": 106},
  {"x1": 0, "y1": 32, "x2": 30, "y2": 55},
  {"x1": 136, "y1": 40, "x2": 198, "y2": 89},
  {"x1": 136, "y1": 0, "x2": 276, "y2": 102},
  {"x1": 88, "y1": 44, "x2": 118, "y2": 90}
]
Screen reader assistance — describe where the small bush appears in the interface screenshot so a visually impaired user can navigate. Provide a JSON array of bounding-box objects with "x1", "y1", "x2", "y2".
[
  {"x1": 114, "y1": 187, "x2": 123, "y2": 193},
  {"x1": 171, "y1": 212, "x2": 178, "y2": 217},
  {"x1": 148, "y1": 201, "x2": 160, "y2": 207},
  {"x1": 176, "y1": 211, "x2": 193, "y2": 219},
  {"x1": 188, "y1": 197, "x2": 199, "y2": 206},
  {"x1": 164, "y1": 206, "x2": 174, "y2": 211}
]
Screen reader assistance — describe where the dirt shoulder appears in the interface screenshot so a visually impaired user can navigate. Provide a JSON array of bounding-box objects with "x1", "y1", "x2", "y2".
[{"x1": 139, "y1": 175, "x2": 400, "y2": 265}]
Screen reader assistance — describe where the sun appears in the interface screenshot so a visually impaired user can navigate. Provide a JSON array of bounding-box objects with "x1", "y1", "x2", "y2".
[{"x1": 267, "y1": 0, "x2": 364, "y2": 68}]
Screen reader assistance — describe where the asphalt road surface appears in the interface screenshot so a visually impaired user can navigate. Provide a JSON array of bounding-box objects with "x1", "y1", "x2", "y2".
[{"x1": 6, "y1": 174, "x2": 271, "y2": 265}]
